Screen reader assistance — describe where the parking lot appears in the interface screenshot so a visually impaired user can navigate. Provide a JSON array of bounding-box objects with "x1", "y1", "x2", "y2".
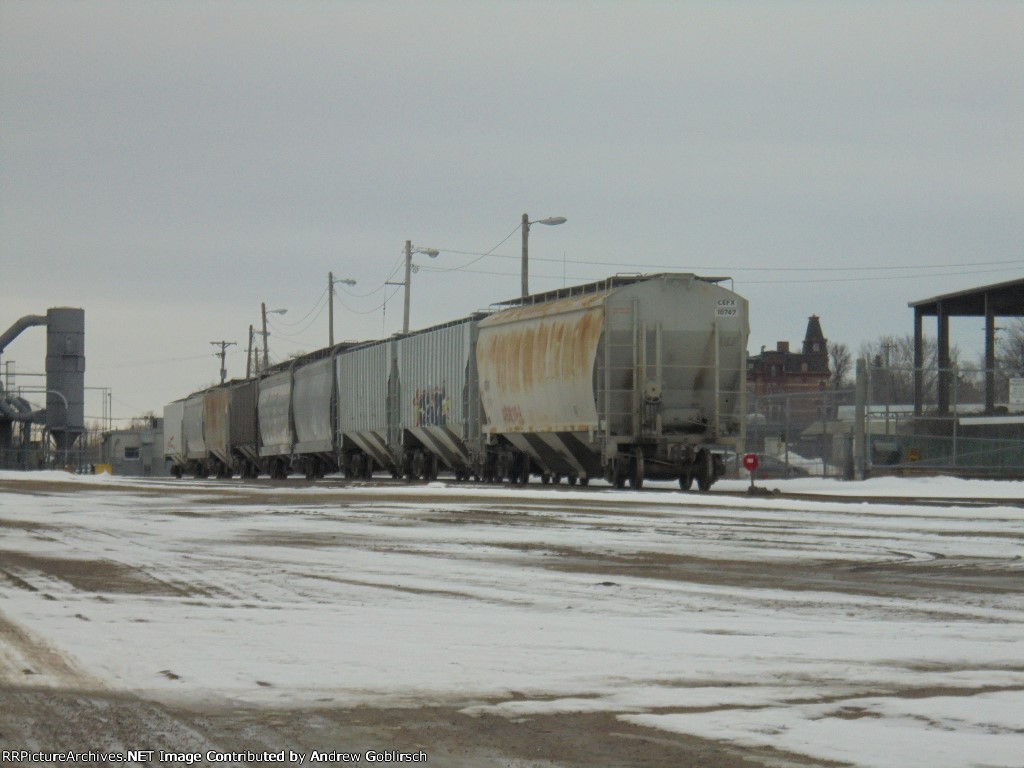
[{"x1": 1, "y1": 472, "x2": 1022, "y2": 767}]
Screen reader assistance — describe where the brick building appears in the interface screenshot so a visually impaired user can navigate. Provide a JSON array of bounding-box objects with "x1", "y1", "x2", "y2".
[{"x1": 747, "y1": 316, "x2": 831, "y2": 427}]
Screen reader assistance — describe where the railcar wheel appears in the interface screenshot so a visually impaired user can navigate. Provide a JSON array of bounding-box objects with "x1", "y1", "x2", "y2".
[
  {"x1": 610, "y1": 458, "x2": 626, "y2": 489},
  {"x1": 512, "y1": 455, "x2": 530, "y2": 485},
  {"x1": 540, "y1": 473, "x2": 550, "y2": 485},
  {"x1": 696, "y1": 450, "x2": 714, "y2": 492},
  {"x1": 679, "y1": 473, "x2": 693, "y2": 491},
  {"x1": 409, "y1": 451, "x2": 425, "y2": 481},
  {"x1": 579, "y1": 476, "x2": 589, "y2": 487},
  {"x1": 566, "y1": 475, "x2": 577, "y2": 486},
  {"x1": 424, "y1": 454, "x2": 438, "y2": 481},
  {"x1": 629, "y1": 451, "x2": 644, "y2": 490}
]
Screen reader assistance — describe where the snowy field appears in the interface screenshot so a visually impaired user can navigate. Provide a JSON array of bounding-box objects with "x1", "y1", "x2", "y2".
[{"x1": 1, "y1": 470, "x2": 1022, "y2": 767}]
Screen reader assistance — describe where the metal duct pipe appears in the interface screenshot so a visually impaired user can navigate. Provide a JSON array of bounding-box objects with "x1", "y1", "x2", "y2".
[
  {"x1": 0, "y1": 395, "x2": 36, "y2": 421},
  {"x1": 0, "y1": 315, "x2": 47, "y2": 358}
]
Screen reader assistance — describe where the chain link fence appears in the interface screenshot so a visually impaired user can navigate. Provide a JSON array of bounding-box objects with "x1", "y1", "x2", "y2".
[
  {"x1": 744, "y1": 364, "x2": 1024, "y2": 479},
  {"x1": 861, "y1": 363, "x2": 1023, "y2": 476},
  {"x1": 0, "y1": 424, "x2": 106, "y2": 472}
]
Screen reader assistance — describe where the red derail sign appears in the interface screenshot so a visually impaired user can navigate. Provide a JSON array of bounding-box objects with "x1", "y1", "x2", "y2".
[{"x1": 742, "y1": 453, "x2": 759, "y2": 472}]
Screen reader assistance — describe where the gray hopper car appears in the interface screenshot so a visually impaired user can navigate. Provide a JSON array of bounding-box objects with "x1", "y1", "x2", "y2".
[
  {"x1": 164, "y1": 379, "x2": 258, "y2": 479},
  {"x1": 163, "y1": 274, "x2": 747, "y2": 491},
  {"x1": 477, "y1": 273, "x2": 747, "y2": 489}
]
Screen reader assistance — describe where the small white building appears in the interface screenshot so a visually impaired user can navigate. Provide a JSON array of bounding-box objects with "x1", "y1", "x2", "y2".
[{"x1": 100, "y1": 418, "x2": 166, "y2": 476}]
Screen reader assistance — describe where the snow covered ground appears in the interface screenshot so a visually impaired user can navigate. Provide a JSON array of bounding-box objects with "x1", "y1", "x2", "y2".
[{"x1": 1, "y1": 471, "x2": 1022, "y2": 767}]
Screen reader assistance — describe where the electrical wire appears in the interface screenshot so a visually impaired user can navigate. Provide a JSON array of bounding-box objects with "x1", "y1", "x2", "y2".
[
  {"x1": 425, "y1": 247, "x2": 1024, "y2": 274},
  {"x1": 423, "y1": 224, "x2": 523, "y2": 274},
  {"x1": 268, "y1": 294, "x2": 329, "y2": 337},
  {"x1": 337, "y1": 254, "x2": 407, "y2": 299},
  {"x1": 735, "y1": 266, "x2": 1024, "y2": 285},
  {"x1": 333, "y1": 285, "x2": 404, "y2": 316},
  {"x1": 272, "y1": 286, "x2": 329, "y2": 327},
  {"x1": 417, "y1": 262, "x2": 1022, "y2": 286}
]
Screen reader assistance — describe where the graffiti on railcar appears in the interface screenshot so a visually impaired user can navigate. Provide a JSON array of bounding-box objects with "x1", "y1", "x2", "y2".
[{"x1": 414, "y1": 384, "x2": 451, "y2": 426}]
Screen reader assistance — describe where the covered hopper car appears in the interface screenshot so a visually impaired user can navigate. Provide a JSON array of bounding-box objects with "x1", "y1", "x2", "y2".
[{"x1": 163, "y1": 273, "x2": 748, "y2": 490}]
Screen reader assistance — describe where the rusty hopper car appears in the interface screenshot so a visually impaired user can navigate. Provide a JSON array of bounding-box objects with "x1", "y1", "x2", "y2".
[
  {"x1": 476, "y1": 273, "x2": 748, "y2": 490},
  {"x1": 202, "y1": 387, "x2": 233, "y2": 478},
  {"x1": 201, "y1": 379, "x2": 259, "y2": 479}
]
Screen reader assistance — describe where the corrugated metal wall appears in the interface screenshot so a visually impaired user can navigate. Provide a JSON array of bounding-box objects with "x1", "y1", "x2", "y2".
[
  {"x1": 292, "y1": 357, "x2": 334, "y2": 452},
  {"x1": 336, "y1": 341, "x2": 391, "y2": 435},
  {"x1": 258, "y1": 370, "x2": 292, "y2": 456},
  {"x1": 203, "y1": 388, "x2": 232, "y2": 464},
  {"x1": 182, "y1": 394, "x2": 206, "y2": 459},
  {"x1": 397, "y1": 320, "x2": 475, "y2": 433},
  {"x1": 229, "y1": 380, "x2": 258, "y2": 450}
]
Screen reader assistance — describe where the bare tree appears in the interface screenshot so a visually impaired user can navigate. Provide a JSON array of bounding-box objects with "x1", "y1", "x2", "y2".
[
  {"x1": 859, "y1": 334, "x2": 961, "y2": 405},
  {"x1": 997, "y1": 318, "x2": 1024, "y2": 375},
  {"x1": 828, "y1": 342, "x2": 852, "y2": 390}
]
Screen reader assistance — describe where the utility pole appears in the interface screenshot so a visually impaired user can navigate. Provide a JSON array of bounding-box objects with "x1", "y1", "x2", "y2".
[
  {"x1": 403, "y1": 240, "x2": 413, "y2": 335},
  {"x1": 246, "y1": 325, "x2": 254, "y2": 378},
  {"x1": 881, "y1": 340, "x2": 896, "y2": 435},
  {"x1": 387, "y1": 241, "x2": 437, "y2": 334},
  {"x1": 210, "y1": 340, "x2": 236, "y2": 384},
  {"x1": 261, "y1": 302, "x2": 270, "y2": 371}
]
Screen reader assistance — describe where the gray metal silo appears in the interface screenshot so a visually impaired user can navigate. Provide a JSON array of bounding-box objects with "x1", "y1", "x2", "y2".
[{"x1": 45, "y1": 307, "x2": 85, "y2": 452}]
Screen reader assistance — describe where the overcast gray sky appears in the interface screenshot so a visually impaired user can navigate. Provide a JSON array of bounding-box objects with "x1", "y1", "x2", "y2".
[{"x1": 2, "y1": 1, "x2": 1022, "y2": 422}]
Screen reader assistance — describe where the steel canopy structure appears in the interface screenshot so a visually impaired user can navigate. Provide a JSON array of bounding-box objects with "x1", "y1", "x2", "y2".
[{"x1": 909, "y1": 278, "x2": 1024, "y2": 414}]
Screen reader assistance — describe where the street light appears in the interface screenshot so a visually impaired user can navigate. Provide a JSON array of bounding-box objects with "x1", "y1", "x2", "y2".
[
  {"x1": 328, "y1": 272, "x2": 357, "y2": 346},
  {"x1": 521, "y1": 213, "x2": 567, "y2": 298},
  {"x1": 387, "y1": 240, "x2": 438, "y2": 334},
  {"x1": 260, "y1": 303, "x2": 287, "y2": 371}
]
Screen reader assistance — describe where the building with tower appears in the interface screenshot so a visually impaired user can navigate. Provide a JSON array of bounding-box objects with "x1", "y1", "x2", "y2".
[{"x1": 747, "y1": 316, "x2": 832, "y2": 430}]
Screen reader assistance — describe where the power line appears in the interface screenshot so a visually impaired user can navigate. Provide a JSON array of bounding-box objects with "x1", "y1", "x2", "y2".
[
  {"x1": 268, "y1": 293, "x2": 329, "y2": 337},
  {"x1": 426, "y1": 247, "x2": 1024, "y2": 274},
  {"x1": 273, "y1": 286, "x2": 329, "y2": 327},
  {"x1": 424, "y1": 224, "x2": 523, "y2": 274},
  {"x1": 416, "y1": 262, "x2": 1022, "y2": 286}
]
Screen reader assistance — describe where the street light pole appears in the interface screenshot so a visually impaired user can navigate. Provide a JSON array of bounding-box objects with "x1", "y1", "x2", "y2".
[
  {"x1": 328, "y1": 272, "x2": 357, "y2": 347},
  {"x1": 403, "y1": 240, "x2": 413, "y2": 335},
  {"x1": 260, "y1": 303, "x2": 287, "y2": 370},
  {"x1": 246, "y1": 325, "x2": 254, "y2": 378},
  {"x1": 521, "y1": 214, "x2": 567, "y2": 298},
  {"x1": 388, "y1": 241, "x2": 439, "y2": 334},
  {"x1": 261, "y1": 302, "x2": 269, "y2": 370}
]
